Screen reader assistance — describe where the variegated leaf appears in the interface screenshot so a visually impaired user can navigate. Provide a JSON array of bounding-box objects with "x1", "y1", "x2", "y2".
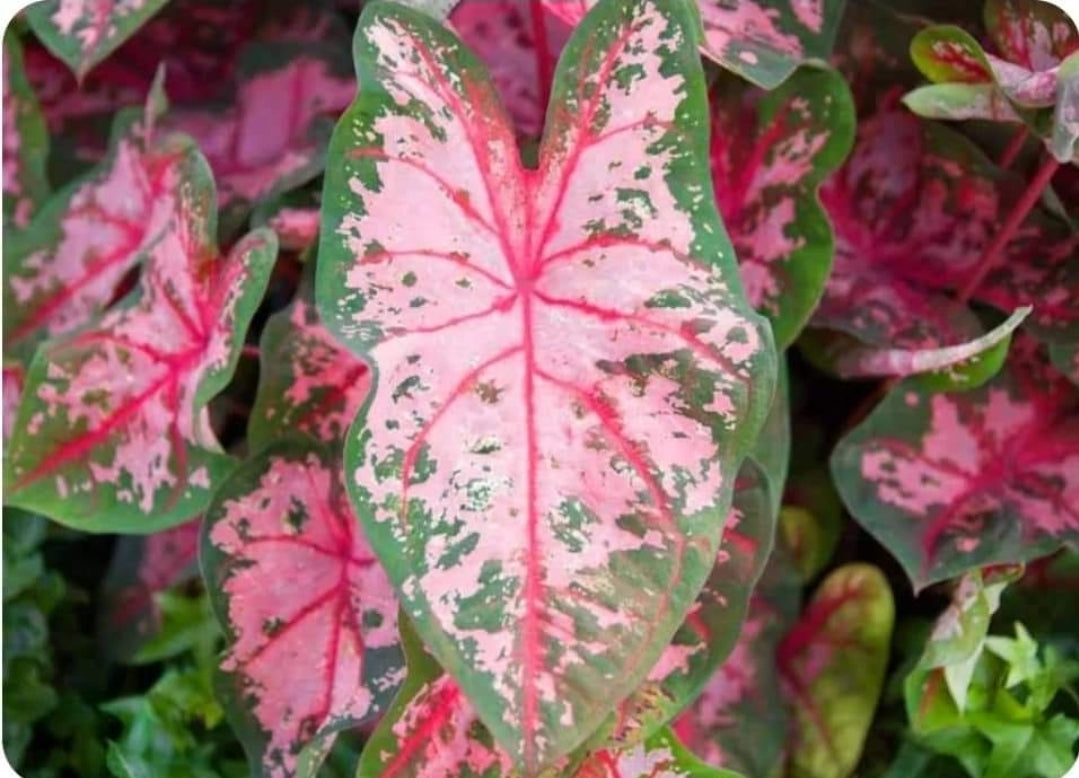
[
  {"x1": 203, "y1": 440, "x2": 402, "y2": 778},
  {"x1": 779, "y1": 564, "x2": 894, "y2": 778},
  {"x1": 544, "y1": 0, "x2": 846, "y2": 89},
  {"x1": 831, "y1": 340, "x2": 1079, "y2": 590},
  {"x1": 249, "y1": 266, "x2": 371, "y2": 451},
  {"x1": 1051, "y1": 52, "x2": 1079, "y2": 162},
  {"x1": 266, "y1": 206, "x2": 321, "y2": 253},
  {"x1": 317, "y1": 0, "x2": 775, "y2": 768},
  {"x1": 674, "y1": 543, "x2": 801, "y2": 778},
  {"x1": 711, "y1": 65, "x2": 854, "y2": 349},
  {"x1": 4, "y1": 153, "x2": 278, "y2": 532},
  {"x1": 24, "y1": 0, "x2": 170, "y2": 81},
  {"x1": 450, "y1": 0, "x2": 570, "y2": 140},
  {"x1": 3, "y1": 32, "x2": 50, "y2": 229},
  {"x1": 574, "y1": 728, "x2": 742, "y2": 778},
  {"x1": 4, "y1": 89, "x2": 178, "y2": 361},
  {"x1": 984, "y1": 0, "x2": 1079, "y2": 95}
]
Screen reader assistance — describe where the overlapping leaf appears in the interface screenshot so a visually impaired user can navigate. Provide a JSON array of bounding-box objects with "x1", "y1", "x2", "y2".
[
  {"x1": 3, "y1": 33, "x2": 50, "y2": 229},
  {"x1": 573, "y1": 728, "x2": 742, "y2": 778},
  {"x1": 543, "y1": 0, "x2": 846, "y2": 88},
  {"x1": 317, "y1": 0, "x2": 775, "y2": 768},
  {"x1": 24, "y1": 0, "x2": 170, "y2": 81},
  {"x1": 779, "y1": 564, "x2": 894, "y2": 778},
  {"x1": 711, "y1": 65, "x2": 854, "y2": 348},
  {"x1": 4, "y1": 152, "x2": 278, "y2": 532},
  {"x1": 832, "y1": 340, "x2": 1079, "y2": 590},
  {"x1": 203, "y1": 440, "x2": 402, "y2": 778}
]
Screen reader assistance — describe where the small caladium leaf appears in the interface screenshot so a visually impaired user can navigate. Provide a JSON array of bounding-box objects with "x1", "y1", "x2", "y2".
[
  {"x1": 831, "y1": 340, "x2": 1079, "y2": 591},
  {"x1": 248, "y1": 266, "x2": 371, "y2": 452},
  {"x1": 673, "y1": 544, "x2": 801, "y2": 778},
  {"x1": 574, "y1": 728, "x2": 742, "y2": 778},
  {"x1": 984, "y1": 0, "x2": 1079, "y2": 106},
  {"x1": 1050, "y1": 342, "x2": 1079, "y2": 386},
  {"x1": 605, "y1": 460, "x2": 776, "y2": 748},
  {"x1": 3, "y1": 32, "x2": 50, "y2": 229},
  {"x1": 164, "y1": 40, "x2": 355, "y2": 226},
  {"x1": 24, "y1": 0, "x2": 170, "y2": 81},
  {"x1": 902, "y1": 82, "x2": 1023, "y2": 123},
  {"x1": 451, "y1": 0, "x2": 570, "y2": 140},
  {"x1": 1051, "y1": 53, "x2": 1079, "y2": 163},
  {"x1": 5, "y1": 155, "x2": 278, "y2": 533},
  {"x1": 710, "y1": 65, "x2": 855, "y2": 349},
  {"x1": 780, "y1": 564, "x2": 895, "y2": 778},
  {"x1": 203, "y1": 440, "x2": 402, "y2": 778},
  {"x1": 544, "y1": 0, "x2": 846, "y2": 89},
  {"x1": 318, "y1": 0, "x2": 775, "y2": 768},
  {"x1": 100, "y1": 518, "x2": 201, "y2": 662}
]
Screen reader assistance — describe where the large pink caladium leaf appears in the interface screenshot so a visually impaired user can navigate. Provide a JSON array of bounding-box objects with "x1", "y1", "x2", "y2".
[
  {"x1": 164, "y1": 41, "x2": 355, "y2": 225},
  {"x1": 831, "y1": 341, "x2": 1079, "y2": 590},
  {"x1": 543, "y1": 0, "x2": 846, "y2": 89},
  {"x1": 24, "y1": 0, "x2": 170, "y2": 81},
  {"x1": 3, "y1": 33, "x2": 50, "y2": 229},
  {"x1": 249, "y1": 270, "x2": 371, "y2": 452},
  {"x1": 674, "y1": 544, "x2": 800, "y2": 778},
  {"x1": 450, "y1": 0, "x2": 570, "y2": 140},
  {"x1": 816, "y1": 109, "x2": 1079, "y2": 350},
  {"x1": 4, "y1": 153, "x2": 278, "y2": 533},
  {"x1": 203, "y1": 440, "x2": 402, "y2": 778},
  {"x1": 711, "y1": 65, "x2": 854, "y2": 349},
  {"x1": 779, "y1": 564, "x2": 894, "y2": 778},
  {"x1": 3, "y1": 88, "x2": 178, "y2": 362},
  {"x1": 317, "y1": 0, "x2": 775, "y2": 768}
]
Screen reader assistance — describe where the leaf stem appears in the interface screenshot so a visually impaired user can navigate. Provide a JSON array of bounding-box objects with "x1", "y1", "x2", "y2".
[
  {"x1": 957, "y1": 154, "x2": 1060, "y2": 303},
  {"x1": 998, "y1": 126, "x2": 1028, "y2": 169}
]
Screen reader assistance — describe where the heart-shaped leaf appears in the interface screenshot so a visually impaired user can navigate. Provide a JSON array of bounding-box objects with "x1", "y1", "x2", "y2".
[
  {"x1": 543, "y1": 0, "x2": 847, "y2": 89},
  {"x1": 831, "y1": 340, "x2": 1079, "y2": 590},
  {"x1": 779, "y1": 564, "x2": 895, "y2": 778},
  {"x1": 24, "y1": 0, "x2": 170, "y2": 81},
  {"x1": 203, "y1": 440, "x2": 402, "y2": 778},
  {"x1": 710, "y1": 65, "x2": 855, "y2": 349},
  {"x1": 3, "y1": 32, "x2": 50, "y2": 229},
  {"x1": 317, "y1": 0, "x2": 775, "y2": 768},
  {"x1": 5, "y1": 152, "x2": 278, "y2": 532}
]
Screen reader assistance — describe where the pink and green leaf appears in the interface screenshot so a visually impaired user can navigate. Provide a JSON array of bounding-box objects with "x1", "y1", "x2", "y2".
[
  {"x1": 573, "y1": 728, "x2": 743, "y2": 778},
  {"x1": 831, "y1": 340, "x2": 1079, "y2": 590},
  {"x1": 1050, "y1": 52, "x2": 1079, "y2": 163},
  {"x1": 779, "y1": 563, "x2": 895, "y2": 778},
  {"x1": 983, "y1": 0, "x2": 1079, "y2": 76},
  {"x1": 902, "y1": 82, "x2": 1024, "y2": 123},
  {"x1": 24, "y1": 0, "x2": 170, "y2": 81},
  {"x1": 203, "y1": 440, "x2": 402, "y2": 778},
  {"x1": 317, "y1": 0, "x2": 775, "y2": 768},
  {"x1": 711, "y1": 65, "x2": 855, "y2": 349},
  {"x1": 544, "y1": 0, "x2": 847, "y2": 89},
  {"x1": 4, "y1": 153, "x2": 278, "y2": 533},
  {"x1": 3, "y1": 32, "x2": 50, "y2": 229}
]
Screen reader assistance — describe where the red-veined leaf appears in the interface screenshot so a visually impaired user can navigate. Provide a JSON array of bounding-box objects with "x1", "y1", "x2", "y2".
[
  {"x1": 711, "y1": 65, "x2": 854, "y2": 349},
  {"x1": 4, "y1": 153, "x2": 278, "y2": 533},
  {"x1": 450, "y1": 0, "x2": 570, "y2": 140},
  {"x1": 3, "y1": 32, "x2": 50, "y2": 229},
  {"x1": 203, "y1": 440, "x2": 402, "y2": 778},
  {"x1": 544, "y1": 0, "x2": 846, "y2": 89},
  {"x1": 100, "y1": 518, "x2": 201, "y2": 661},
  {"x1": 1052, "y1": 52, "x2": 1079, "y2": 163},
  {"x1": 779, "y1": 563, "x2": 895, "y2": 778},
  {"x1": 574, "y1": 728, "x2": 742, "y2": 778},
  {"x1": 3, "y1": 82, "x2": 178, "y2": 361},
  {"x1": 317, "y1": 0, "x2": 776, "y2": 768},
  {"x1": 674, "y1": 543, "x2": 801, "y2": 778},
  {"x1": 164, "y1": 40, "x2": 355, "y2": 225},
  {"x1": 249, "y1": 266, "x2": 371, "y2": 451},
  {"x1": 984, "y1": 0, "x2": 1079, "y2": 85},
  {"x1": 24, "y1": 0, "x2": 170, "y2": 81},
  {"x1": 831, "y1": 339, "x2": 1079, "y2": 590}
]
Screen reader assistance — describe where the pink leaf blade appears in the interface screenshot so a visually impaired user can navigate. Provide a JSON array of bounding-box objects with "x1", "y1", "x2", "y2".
[
  {"x1": 203, "y1": 440, "x2": 402, "y2": 778},
  {"x1": 318, "y1": 0, "x2": 776, "y2": 769},
  {"x1": 574, "y1": 727, "x2": 742, "y2": 778}
]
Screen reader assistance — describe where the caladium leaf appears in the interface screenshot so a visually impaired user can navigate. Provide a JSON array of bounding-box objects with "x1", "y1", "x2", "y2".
[
  {"x1": 24, "y1": 0, "x2": 170, "y2": 81},
  {"x1": 574, "y1": 728, "x2": 742, "y2": 778},
  {"x1": 543, "y1": 0, "x2": 846, "y2": 89},
  {"x1": 779, "y1": 563, "x2": 895, "y2": 778},
  {"x1": 450, "y1": 0, "x2": 570, "y2": 140},
  {"x1": 831, "y1": 340, "x2": 1079, "y2": 590},
  {"x1": 249, "y1": 267, "x2": 371, "y2": 451},
  {"x1": 750, "y1": 358, "x2": 790, "y2": 519},
  {"x1": 1051, "y1": 53, "x2": 1079, "y2": 163},
  {"x1": 203, "y1": 440, "x2": 402, "y2": 778},
  {"x1": 4, "y1": 154, "x2": 278, "y2": 533},
  {"x1": 674, "y1": 544, "x2": 801, "y2": 778},
  {"x1": 317, "y1": 0, "x2": 775, "y2": 768},
  {"x1": 266, "y1": 207, "x2": 321, "y2": 253},
  {"x1": 710, "y1": 65, "x2": 855, "y2": 349},
  {"x1": 3, "y1": 32, "x2": 50, "y2": 229}
]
